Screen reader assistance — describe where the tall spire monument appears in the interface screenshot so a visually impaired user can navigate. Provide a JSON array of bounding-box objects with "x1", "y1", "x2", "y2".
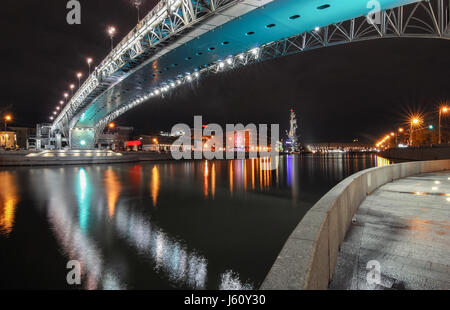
[{"x1": 286, "y1": 109, "x2": 299, "y2": 153}]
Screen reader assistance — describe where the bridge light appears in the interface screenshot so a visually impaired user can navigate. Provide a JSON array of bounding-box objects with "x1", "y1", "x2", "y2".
[
  {"x1": 87, "y1": 57, "x2": 93, "y2": 74},
  {"x1": 219, "y1": 61, "x2": 225, "y2": 68},
  {"x1": 194, "y1": 72, "x2": 199, "y2": 78},
  {"x1": 59, "y1": 100, "x2": 64, "y2": 105},
  {"x1": 64, "y1": 93, "x2": 69, "y2": 98},
  {"x1": 226, "y1": 58, "x2": 233, "y2": 65},
  {"x1": 80, "y1": 140, "x2": 86, "y2": 146},
  {"x1": 314, "y1": 26, "x2": 320, "y2": 32},
  {"x1": 56, "y1": 106, "x2": 60, "y2": 110},
  {"x1": 50, "y1": 116, "x2": 54, "y2": 120},
  {"x1": 177, "y1": 80, "x2": 182, "y2": 85},
  {"x1": 170, "y1": 82, "x2": 175, "y2": 87},
  {"x1": 155, "y1": 89, "x2": 160, "y2": 95},
  {"x1": 53, "y1": 111, "x2": 57, "y2": 115},
  {"x1": 187, "y1": 75, "x2": 192, "y2": 81},
  {"x1": 108, "y1": 26, "x2": 117, "y2": 50},
  {"x1": 238, "y1": 54, "x2": 244, "y2": 60}
]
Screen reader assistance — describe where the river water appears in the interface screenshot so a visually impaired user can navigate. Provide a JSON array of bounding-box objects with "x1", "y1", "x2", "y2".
[{"x1": 0, "y1": 154, "x2": 391, "y2": 289}]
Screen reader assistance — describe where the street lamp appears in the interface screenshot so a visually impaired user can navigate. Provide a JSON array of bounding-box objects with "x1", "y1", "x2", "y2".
[
  {"x1": 87, "y1": 58, "x2": 93, "y2": 75},
  {"x1": 108, "y1": 26, "x2": 116, "y2": 51},
  {"x1": 133, "y1": 0, "x2": 143, "y2": 22},
  {"x1": 439, "y1": 106, "x2": 448, "y2": 144},
  {"x1": 409, "y1": 116, "x2": 422, "y2": 146},
  {"x1": 64, "y1": 92, "x2": 69, "y2": 103},
  {"x1": 397, "y1": 127, "x2": 404, "y2": 146},
  {"x1": 3, "y1": 115, "x2": 12, "y2": 131},
  {"x1": 70, "y1": 84, "x2": 75, "y2": 96},
  {"x1": 77, "y1": 72, "x2": 83, "y2": 88},
  {"x1": 59, "y1": 100, "x2": 64, "y2": 105}
]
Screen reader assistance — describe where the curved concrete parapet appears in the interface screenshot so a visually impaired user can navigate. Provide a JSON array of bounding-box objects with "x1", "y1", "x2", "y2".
[{"x1": 261, "y1": 159, "x2": 450, "y2": 290}]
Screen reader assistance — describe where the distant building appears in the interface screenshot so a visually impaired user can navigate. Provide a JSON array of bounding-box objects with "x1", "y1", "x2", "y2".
[
  {"x1": 141, "y1": 134, "x2": 182, "y2": 152},
  {"x1": 9, "y1": 127, "x2": 35, "y2": 149},
  {"x1": 97, "y1": 126, "x2": 134, "y2": 150},
  {"x1": 0, "y1": 131, "x2": 17, "y2": 149},
  {"x1": 306, "y1": 142, "x2": 375, "y2": 153}
]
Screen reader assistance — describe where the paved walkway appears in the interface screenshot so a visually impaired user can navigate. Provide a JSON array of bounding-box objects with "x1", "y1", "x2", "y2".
[{"x1": 330, "y1": 172, "x2": 450, "y2": 290}]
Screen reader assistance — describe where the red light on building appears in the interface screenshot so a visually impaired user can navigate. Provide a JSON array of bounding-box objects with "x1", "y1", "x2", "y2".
[{"x1": 126, "y1": 140, "x2": 142, "y2": 147}]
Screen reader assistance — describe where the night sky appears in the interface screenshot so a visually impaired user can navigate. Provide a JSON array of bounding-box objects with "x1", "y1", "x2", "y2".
[{"x1": 2, "y1": 0, "x2": 449, "y2": 143}]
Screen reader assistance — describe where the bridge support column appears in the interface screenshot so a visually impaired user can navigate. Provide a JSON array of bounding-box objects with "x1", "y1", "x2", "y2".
[
  {"x1": 70, "y1": 127, "x2": 96, "y2": 149},
  {"x1": 55, "y1": 133, "x2": 62, "y2": 150}
]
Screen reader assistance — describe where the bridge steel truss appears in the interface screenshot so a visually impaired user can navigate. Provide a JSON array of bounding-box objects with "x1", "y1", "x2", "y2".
[
  {"x1": 52, "y1": 0, "x2": 245, "y2": 140},
  {"x1": 94, "y1": 0, "x2": 449, "y2": 141},
  {"x1": 51, "y1": 0, "x2": 449, "y2": 147}
]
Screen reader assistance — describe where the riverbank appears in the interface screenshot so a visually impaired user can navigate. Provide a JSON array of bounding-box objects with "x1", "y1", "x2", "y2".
[
  {"x1": 0, "y1": 150, "x2": 276, "y2": 166},
  {"x1": 261, "y1": 159, "x2": 450, "y2": 290},
  {"x1": 380, "y1": 145, "x2": 450, "y2": 161},
  {"x1": 0, "y1": 151, "x2": 173, "y2": 166}
]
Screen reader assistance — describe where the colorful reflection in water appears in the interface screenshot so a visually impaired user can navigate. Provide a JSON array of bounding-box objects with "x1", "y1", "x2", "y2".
[
  {"x1": 0, "y1": 153, "x2": 387, "y2": 289},
  {"x1": 76, "y1": 168, "x2": 91, "y2": 233},
  {"x1": 150, "y1": 165, "x2": 160, "y2": 207},
  {"x1": 0, "y1": 171, "x2": 18, "y2": 236},
  {"x1": 104, "y1": 169, "x2": 121, "y2": 218}
]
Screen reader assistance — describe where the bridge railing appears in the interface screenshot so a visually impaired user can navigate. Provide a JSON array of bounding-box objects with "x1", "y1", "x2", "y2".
[{"x1": 52, "y1": 0, "x2": 182, "y2": 128}]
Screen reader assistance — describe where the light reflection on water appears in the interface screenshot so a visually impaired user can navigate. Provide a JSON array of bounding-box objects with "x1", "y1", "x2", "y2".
[
  {"x1": 0, "y1": 154, "x2": 392, "y2": 289},
  {"x1": 0, "y1": 171, "x2": 19, "y2": 236}
]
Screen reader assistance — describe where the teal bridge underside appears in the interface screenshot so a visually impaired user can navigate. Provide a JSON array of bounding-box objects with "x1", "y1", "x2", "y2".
[{"x1": 51, "y1": 0, "x2": 448, "y2": 148}]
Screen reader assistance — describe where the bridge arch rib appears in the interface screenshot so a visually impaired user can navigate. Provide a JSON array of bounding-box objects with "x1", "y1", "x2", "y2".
[{"x1": 51, "y1": 0, "x2": 449, "y2": 149}]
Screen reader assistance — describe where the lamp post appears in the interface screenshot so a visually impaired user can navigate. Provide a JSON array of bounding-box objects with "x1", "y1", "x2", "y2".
[
  {"x1": 397, "y1": 127, "x2": 404, "y2": 146},
  {"x1": 409, "y1": 117, "x2": 421, "y2": 146},
  {"x1": 133, "y1": 0, "x2": 143, "y2": 22},
  {"x1": 439, "y1": 106, "x2": 448, "y2": 144},
  {"x1": 77, "y1": 72, "x2": 83, "y2": 88},
  {"x1": 4, "y1": 115, "x2": 12, "y2": 131},
  {"x1": 64, "y1": 92, "x2": 69, "y2": 103},
  {"x1": 87, "y1": 58, "x2": 93, "y2": 75},
  {"x1": 108, "y1": 26, "x2": 116, "y2": 51},
  {"x1": 70, "y1": 84, "x2": 75, "y2": 96}
]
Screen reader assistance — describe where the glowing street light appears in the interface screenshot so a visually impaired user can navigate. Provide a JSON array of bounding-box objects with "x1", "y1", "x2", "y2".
[
  {"x1": 3, "y1": 115, "x2": 12, "y2": 131},
  {"x1": 77, "y1": 72, "x2": 83, "y2": 88},
  {"x1": 70, "y1": 84, "x2": 75, "y2": 95},
  {"x1": 409, "y1": 116, "x2": 423, "y2": 146},
  {"x1": 108, "y1": 122, "x2": 116, "y2": 129},
  {"x1": 439, "y1": 105, "x2": 448, "y2": 144},
  {"x1": 87, "y1": 58, "x2": 93, "y2": 75},
  {"x1": 59, "y1": 100, "x2": 64, "y2": 105},
  {"x1": 64, "y1": 93, "x2": 69, "y2": 103},
  {"x1": 108, "y1": 26, "x2": 116, "y2": 51}
]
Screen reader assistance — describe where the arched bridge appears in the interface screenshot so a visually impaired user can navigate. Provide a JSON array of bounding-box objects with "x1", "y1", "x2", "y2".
[{"x1": 50, "y1": 0, "x2": 449, "y2": 149}]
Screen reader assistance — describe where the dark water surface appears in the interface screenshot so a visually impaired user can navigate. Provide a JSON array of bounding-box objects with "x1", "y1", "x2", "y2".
[{"x1": 0, "y1": 154, "x2": 391, "y2": 289}]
